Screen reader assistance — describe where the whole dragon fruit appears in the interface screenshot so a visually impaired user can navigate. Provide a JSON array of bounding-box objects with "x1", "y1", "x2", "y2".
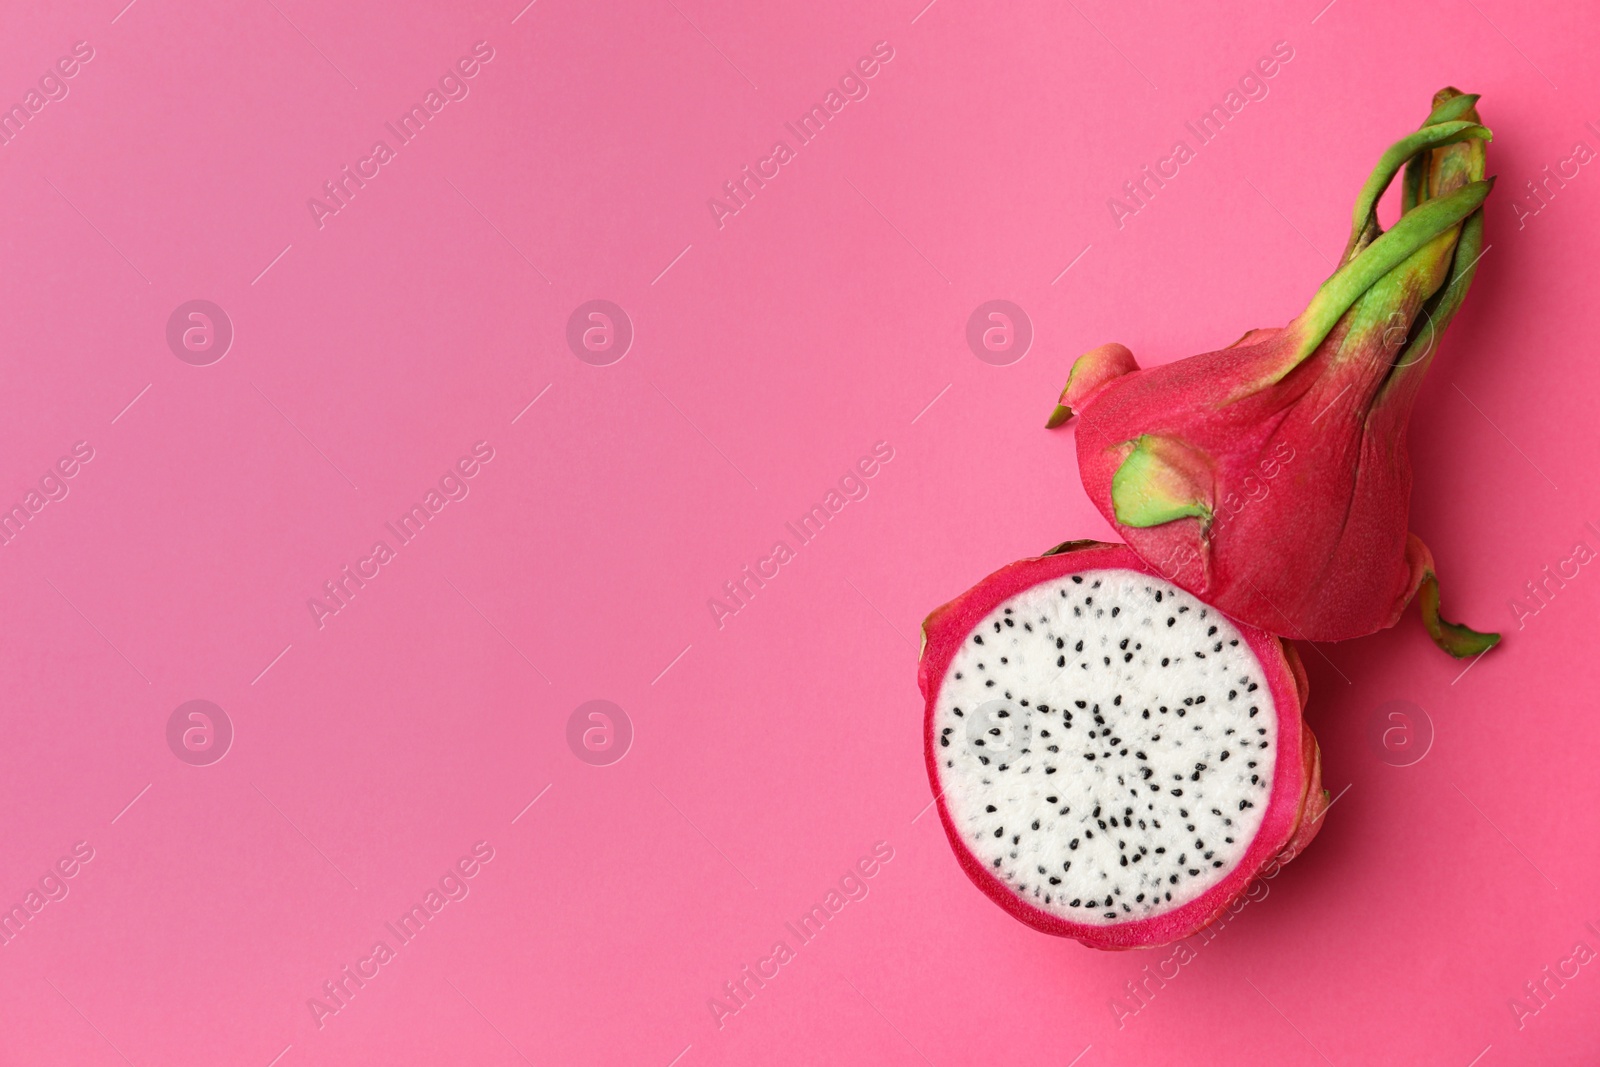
[{"x1": 1049, "y1": 88, "x2": 1499, "y2": 656}]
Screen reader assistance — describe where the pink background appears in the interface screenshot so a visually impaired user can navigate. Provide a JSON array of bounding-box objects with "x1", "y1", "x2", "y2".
[{"x1": 1, "y1": 0, "x2": 1596, "y2": 1063}]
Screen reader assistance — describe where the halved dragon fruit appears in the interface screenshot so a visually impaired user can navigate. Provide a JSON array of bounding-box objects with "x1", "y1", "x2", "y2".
[{"x1": 920, "y1": 541, "x2": 1326, "y2": 949}]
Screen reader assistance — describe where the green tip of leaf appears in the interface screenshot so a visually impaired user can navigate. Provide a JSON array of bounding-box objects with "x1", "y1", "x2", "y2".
[
  {"x1": 1418, "y1": 573, "x2": 1501, "y2": 658},
  {"x1": 1424, "y1": 90, "x2": 1482, "y2": 126},
  {"x1": 1045, "y1": 404, "x2": 1074, "y2": 429},
  {"x1": 1110, "y1": 436, "x2": 1214, "y2": 528}
]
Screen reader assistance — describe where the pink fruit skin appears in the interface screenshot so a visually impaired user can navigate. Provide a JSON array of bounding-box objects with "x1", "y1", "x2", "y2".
[
  {"x1": 1071, "y1": 323, "x2": 1430, "y2": 643},
  {"x1": 919, "y1": 542, "x2": 1323, "y2": 950}
]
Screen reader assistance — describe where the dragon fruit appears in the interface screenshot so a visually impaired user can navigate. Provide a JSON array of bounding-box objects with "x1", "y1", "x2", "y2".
[
  {"x1": 1048, "y1": 88, "x2": 1499, "y2": 656},
  {"x1": 920, "y1": 541, "x2": 1326, "y2": 949}
]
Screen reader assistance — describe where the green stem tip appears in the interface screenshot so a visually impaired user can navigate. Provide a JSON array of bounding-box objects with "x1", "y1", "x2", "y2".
[{"x1": 1418, "y1": 572, "x2": 1501, "y2": 658}]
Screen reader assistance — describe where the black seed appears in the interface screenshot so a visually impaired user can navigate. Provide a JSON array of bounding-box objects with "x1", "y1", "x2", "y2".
[
  {"x1": 973, "y1": 635, "x2": 983, "y2": 644},
  {"x1": 994, "y1": 828, "x2": 1003, "y2": 837}
]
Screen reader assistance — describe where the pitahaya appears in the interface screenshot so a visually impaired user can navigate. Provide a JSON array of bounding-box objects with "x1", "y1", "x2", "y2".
[
  {"x1": 920, "y1": 541, "x2": 1326, "y2": 949},
  {"x1": 1048, "y1": 88, "x2": 1500, "y2": 656}
]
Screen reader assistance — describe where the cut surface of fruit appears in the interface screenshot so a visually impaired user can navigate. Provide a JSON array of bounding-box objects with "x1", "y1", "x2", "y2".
[{"x1": 920, "y1": 542, "x2": 1322, "y2": 949}]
